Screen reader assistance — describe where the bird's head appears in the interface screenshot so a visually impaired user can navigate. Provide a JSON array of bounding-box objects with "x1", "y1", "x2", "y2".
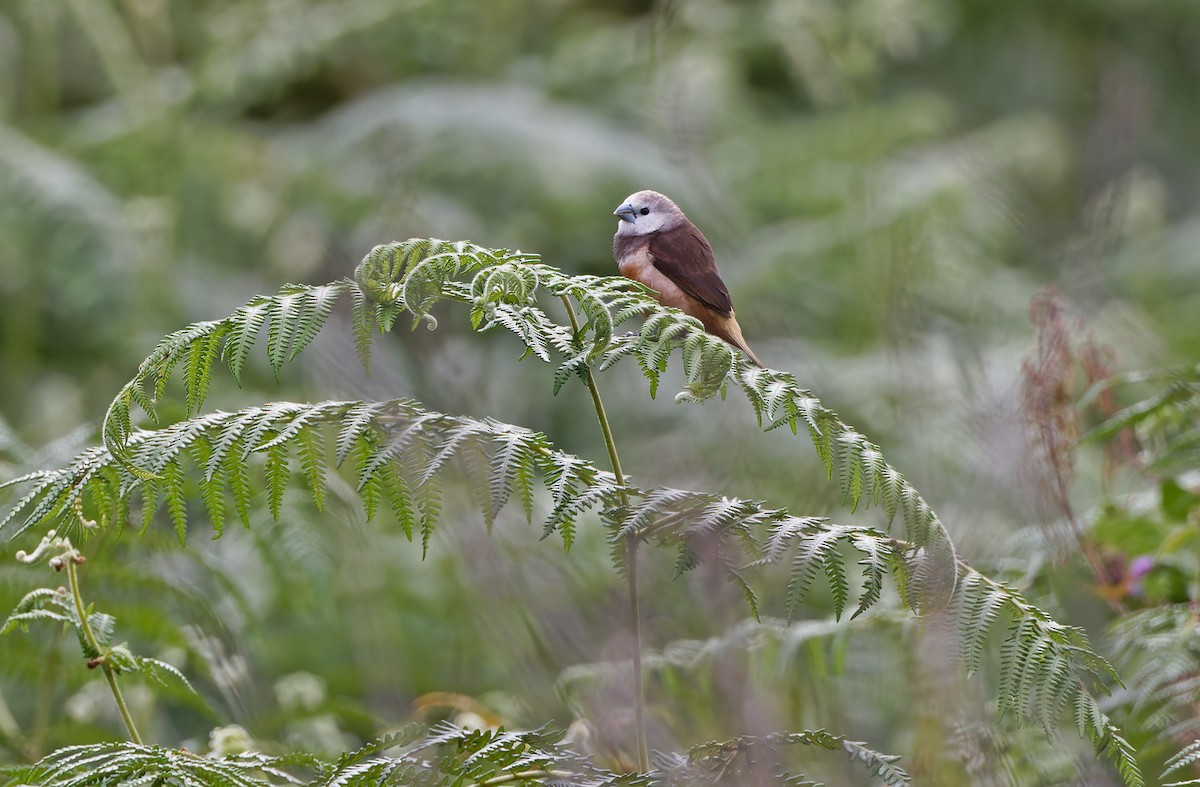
[{"x1": 613, "y1": 190, "x2": 684, "y2": 236}]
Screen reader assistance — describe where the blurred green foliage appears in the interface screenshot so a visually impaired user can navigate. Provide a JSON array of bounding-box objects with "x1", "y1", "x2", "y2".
[{"x1": 3, "y1": 0, "x2": 1200, "y2": 783}]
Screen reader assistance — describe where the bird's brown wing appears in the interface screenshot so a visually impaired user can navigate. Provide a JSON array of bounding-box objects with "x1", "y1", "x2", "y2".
[{"x1": 647, "y1": 223, "x2": 734, "y2": 316}]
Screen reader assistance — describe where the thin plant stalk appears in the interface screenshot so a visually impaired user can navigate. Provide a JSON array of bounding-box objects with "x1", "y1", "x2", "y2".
[
  {"x1": 66, "y1": 559, "x2": 143, "y2": 744},
  {"x1": 560, "y1": 296, "x2": 649, "y2": 773}
]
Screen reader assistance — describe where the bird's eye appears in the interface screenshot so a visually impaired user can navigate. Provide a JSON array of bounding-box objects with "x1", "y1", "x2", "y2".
[{"x1": 639, "y1": 207, "x2": 650, "y2": 215}]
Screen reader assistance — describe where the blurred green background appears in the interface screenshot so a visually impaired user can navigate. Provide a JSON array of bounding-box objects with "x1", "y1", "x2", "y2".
[{"x1": 2, "y1": 0, "x2": 1199, "y2": 783}]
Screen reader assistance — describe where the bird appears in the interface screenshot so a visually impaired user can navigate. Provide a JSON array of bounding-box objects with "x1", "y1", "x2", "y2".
[{"x1": 612, "y1": 190, "x2": 763, "y2": 367}]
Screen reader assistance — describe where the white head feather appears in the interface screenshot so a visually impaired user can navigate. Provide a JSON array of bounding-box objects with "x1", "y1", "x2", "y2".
[{"x1": 613, "y1": 190, "x2": 686, "y2": 236}]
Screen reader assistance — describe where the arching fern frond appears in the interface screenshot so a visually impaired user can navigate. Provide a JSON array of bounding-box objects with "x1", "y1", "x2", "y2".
[
  {"x1": 99, "y1": 239, "x2": 952, "y2": 563},
  {"x1": 4, "y1": 741, "x2": 324, "y2": 787},
  {"x1": 1110, "y1": 604, "x2": 1200, "y2": 742},
  {"x1": 351, "y1": 240, "x2": 955, "y2": 562},
  {"x1": 322, "y1": 722, "x2": 649, "y2": 786},
  {"x1": 16, "y1": 237, "x2": 1139, "y2": 784},
  {"x1": 3, "y1": 585, "x2": 195, "y2": 698},
  {"x1": 593, "y1": 488, "x2": 1139, "y2": 782},
  {"x1": 596, "y1": 483, "x2": 1133, "y2": 782},
  {"x1": 1164, "y1": 739, "x2": 1200, "y2": 786},
  {"x1": 5, "y1": 400, "x2": 618, "y2": 552},
  {"x1": 673, "y1": 729, "x2": 910, "y2": 786},
  {"x1": 1084, "y1": 363, "x2": 1200, "y2": 472},
  {"x1": 951, "y1": 569, "x2": 1140, "y2": 784},
  {"x1": 103, "y1": 281, "x2": 354, "y2": 462},
  {"x1": 4, "y1": 398, "x2": 1140, "y2": 781}
]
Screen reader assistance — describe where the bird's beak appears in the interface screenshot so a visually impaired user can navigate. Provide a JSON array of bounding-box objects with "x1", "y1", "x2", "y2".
[{"x1": 613, "y1": 203, "x2": 637, "y2": 223}]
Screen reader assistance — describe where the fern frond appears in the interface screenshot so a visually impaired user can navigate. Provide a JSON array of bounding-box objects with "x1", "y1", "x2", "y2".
[
  {"x1": 1109, "y1": 604, "x2": 1200, "y2": 758},
  {"x1": 99, "y1": 239, "x2": 959, "y2": 577},
  {"x1": 418, "y1": 472, "x2": 441, "y2": 558},
  {"x1": 2, "y1": 588, "x2": 74, "y2": 634},
  {"x1": 1164, "y1": 740, "x2": 1200, "y2": 785},
  {"x1": 162, "y1": 457, "x2": 187, "y2": 544},
  {"x1": 786, "y1": 526, "x2": 848, "y2": 620},
  {"x1": 296, "y1": 426, "x2": 327, "y2": 512},
  {"x1": 102, "y1": 280, "x2": 354, "y2": 458},
  {"x1": 954, "y1": 572, "x2": 1007, "y2": 677},
  {"x1": 224, "y1": 300, "x2": 271, "y2": 383},
  {"x1": 598, "y1": 485, "x2": 1135, "y2": 776},
  {"x1": 321, "y1": 722, "x2": 649, "y2": 786},
  {"x1": 850, "y1": 530, "x2": 893, "y2": 619},
  {"x1": 681, "y1": 729, "x2": 910, "y2": 785},
  {"x1": 1086, "y1": 365, "x2": 1200, "y2": 473},
  {"x1": 350, "y1": 287, "x2": 375, "y2": 373},
  {"x1": 138, "y1": 656, "x2": 196, "y2": 694},
  {"x1": 947, "y1": 571, "x2": 1141, "y2": 785},
  {"x1": 6, "y1": 400, "x2": 621, "y2": 553},
  {"x1": 265, "y1": 441, "x2": 288, "y2": 521},
  {"x1": 7, "y1": 238, "x2": 1144, "y2": 784},
  {"x1": 488, "y1": 427, "x2": 542, "y2": 522},
  {"x1": 722, "y1": 364, "x2": 954, "y2": 575},
  {"x1": 185, "y1": 323, "x2": 228, "y2": 415},
  {"x1": 13, "y1": 742, "x2": 323, "y2": 787}
]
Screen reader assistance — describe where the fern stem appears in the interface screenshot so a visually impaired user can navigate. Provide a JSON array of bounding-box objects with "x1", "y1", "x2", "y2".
[
  {"x1": 66, "y1": 559, "x2": 143, "y2": 745},
  {"x1": 0, "y1": 685, "x2": 22, "y2": 750},
  {"x1": 624, "y1": 536, "x2": 648, "y2": 768},
  {"x1": 560, "y1": 295, "x2": 649, "y2": 773},
  {"x1": 559, "y1": 299, "x2": 626, "y2": 486}
]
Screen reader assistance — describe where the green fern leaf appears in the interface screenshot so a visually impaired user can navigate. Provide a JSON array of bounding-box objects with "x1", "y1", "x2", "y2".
[
  {"x1": 786, "y1": 527, "x2": 845, "y2": 620},
  {"x1": 418, "y1": 473, "x2": 441, "y2": 559},
  {"x1": 162, "y1": 458, "x2": 187, "y2": 544},
  {"x1": 547, "y1": 483, "x2": 611, "y2": 550},
  {"x1": 488, "y1": 428, "x2": 538, "y2": 520},
  {"x1": 0, "y1": 471, "x2": 60, "y2": 536},
  {"x1": 101, "y1": 389, "x2": 135, "y2": 451},
  {"x1": 296, "y1": 426, "x2": 326, "y2": 512},
  {"x1": 823, "y1": 541, "x2": 850, "y2": 620},
  {"x1": 955, "y1": 573, "x2": 1006, "y2": 677},
  {"x1": 266, "y1": 290, "x2": 304, "y2": 378},
  {"x1": 288, "y1": 283, "x2": 343, "y2": 363},
  {"x1": 184, "y1": 324, "x2": 227, "y2": 415},
  {"x1": 139, "y1": 473, "x2": 161, "y2": 534},
  {"x1": 199, "y1": 471, "x2": 226, "y2": 538},
  {"x1": 552, "y1": 352, "x2": 589, "y2": 396},
  {"x1": 336, "y1": 402, "x2": 386, "y2": 467},
  {"x1": 224, "y1": 442, "x2": 252, "y2": 528},
  {"x1": 726, "y1": 569, "x2": 760, "y2": 623},
  {"x1": 877, "y1": 463, "x2": 904, "y2": 527},
  {"x1": 350, "y1": 286, "x2": 374, "y2": 373},
  {"x1": 838, "y1": 431, "x2": 867, "y2": 512},
  {"x1": 620, "y1": 487, "x2": 699, "y2": 538},
  {"x1": 386, "y1": 463, "x2": 415, "y2": 541},
  {"x1": 3, "y1": 608, "x2": 75, "y2": 634},
  {"x1": 205, "y1": 410, "x2": 256, "y2": 482},
  {"x1": 421, "y1": 420, "x2": 487, "y2": 485},
  {"x1": 1164, "y1": 740, "x2": 1200, "y2": 782},
  {"x1": 223, "y1": 300, "x2": 270, "y2": 384},
  {"x1": 138, "y1": 657, "x2": 196, "y2": 695},
  {"x1": 253, "y1": 402, "x2": 328, "y2": 454},
  {"x1": 850, "y1": 530, "x2": 891, "y2": 619},
  {"x1": 265, "y1": 441, "x2": 288, "y2": 520},
  {"x1": 354, "y1": 432, "x2": 382, "y2": 521}
]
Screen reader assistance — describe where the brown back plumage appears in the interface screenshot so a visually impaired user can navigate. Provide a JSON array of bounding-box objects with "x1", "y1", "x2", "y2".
[{"x1": 646, "y1": 224, "x2": 734, "y2": 316}]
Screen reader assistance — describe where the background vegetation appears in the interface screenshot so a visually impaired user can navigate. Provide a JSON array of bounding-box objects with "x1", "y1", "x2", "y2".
[{"x1": 2, "y1": 0, "x2": 1199, "y2": 784}]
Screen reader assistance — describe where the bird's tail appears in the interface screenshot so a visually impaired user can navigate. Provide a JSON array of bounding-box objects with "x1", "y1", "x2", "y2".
[{"x1": 717, "y1": 313, "x2": 764, "y2": 368}]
